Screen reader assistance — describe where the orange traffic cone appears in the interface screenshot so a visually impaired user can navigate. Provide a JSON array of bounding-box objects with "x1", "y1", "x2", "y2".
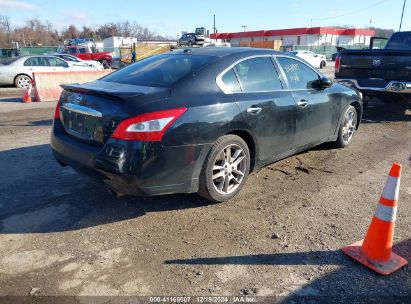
[
  {"x1": 22, "y1": 80, "x2": 32, "y2": 103},
  {"x1": 342, "y1": 163, "x2": 408, "y2": 275}
]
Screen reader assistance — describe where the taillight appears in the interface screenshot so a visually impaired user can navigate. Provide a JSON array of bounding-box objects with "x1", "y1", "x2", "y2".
[
  {"x1": 54, "y1": 102, "x2": 60, "y2": 119},
  {"x1": 335, "y1": 56, "x2": 341, "y2": 73},
  {"x1": 111, "y1": 108, "x2": 187, "y2": 141}
]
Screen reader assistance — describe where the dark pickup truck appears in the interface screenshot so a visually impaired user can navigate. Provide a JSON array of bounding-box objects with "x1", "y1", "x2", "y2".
[{"x1": 335, "y1": 31, "x2": 411, "y2": 100}]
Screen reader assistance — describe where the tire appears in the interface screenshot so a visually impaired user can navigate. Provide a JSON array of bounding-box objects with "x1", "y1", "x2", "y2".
[
  {"x1": 334, "y1": 105, "x2": 358, "y2": 148},
  {"x1": 198, "y1": 135, "x2": 250, "y2": 202},
  {"x1": 320, "y1": 61, "x2": 326, "y2": 69},
  {"x1": 14, "y1": 74, "x2": 31, "y2": 89},
  {"x1": 101, "y1": 60, "x2": 111, "y2": 69}
]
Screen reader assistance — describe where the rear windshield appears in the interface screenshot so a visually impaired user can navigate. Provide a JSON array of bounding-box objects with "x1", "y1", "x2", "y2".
[
  {"x1": 386, "y1": 32, "x2": 411, "y2": 50},
  {"x1": 102, "y1": 54, "x2": 216, "y2": 87},
  {"x1": 1, "y1": 57, "x2": 20, "y2": 65}
]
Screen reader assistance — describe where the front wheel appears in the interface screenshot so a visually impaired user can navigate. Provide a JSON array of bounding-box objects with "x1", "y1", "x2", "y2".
[
  {"x1": 198, "y1": 135, "x2": 250, "y2": 202},
  {"x1": 334, "y1": 105, "x2": 358, "y2": 148},
  {"x1": 101, "y1": 60, "x2": 111, "y2": 69}
]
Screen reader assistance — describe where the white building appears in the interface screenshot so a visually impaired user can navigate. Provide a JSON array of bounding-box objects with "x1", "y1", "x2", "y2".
[
  {"x1": 103, "y1": 36, "x2": 138, "y2": 48},
  {"x1": 211, "y1": 27, "x2": 375, "y2": 47}
]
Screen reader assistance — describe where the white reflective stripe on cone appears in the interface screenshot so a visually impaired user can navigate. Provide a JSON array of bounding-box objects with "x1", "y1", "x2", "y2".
[
  {"x1": 381, "y1": 176, "x2": 400, "y2": 201},
  {"x1": 375, "y1": 204, "x2": 397, "y2": 222}
]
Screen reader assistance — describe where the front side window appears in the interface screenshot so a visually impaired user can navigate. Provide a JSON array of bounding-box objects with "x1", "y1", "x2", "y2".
[
  {"x1": 79, "y1": 48, "x2": 87, "y2": 54},
  {"x1": 47, "y1": 57, "x2": 67, "y2": 67},
  {"x1": 65, "y1": 48, "x2": 77, "y2": 54},
  {"x1": 233, "y1": 57, "x2": 283, "y2": 92},
  {"x1": 62, "y1": 55, "x2": 76, "y2": 62},
  {"x1": 277, "y1": 57, "x2": 319, "y2": 90}
]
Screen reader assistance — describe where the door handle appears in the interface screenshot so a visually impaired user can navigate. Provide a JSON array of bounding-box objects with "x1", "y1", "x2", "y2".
[
  {"x1": 297, "y1": 99, "x2": 309, "y2": 108},
  {"x1": 246, "y1": 107, "x2": 262, "y2": 115}
]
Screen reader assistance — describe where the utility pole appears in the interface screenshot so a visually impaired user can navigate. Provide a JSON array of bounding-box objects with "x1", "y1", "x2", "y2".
[
  {"x1": 399, "y1": 0, "x2": 407, "y2": 31},
  {"x1": 242, "y1": 25, "x2": 247, "y2": 32},
  {"x1": 213, "y1": 14, "x2": 216, "y2": 34}
]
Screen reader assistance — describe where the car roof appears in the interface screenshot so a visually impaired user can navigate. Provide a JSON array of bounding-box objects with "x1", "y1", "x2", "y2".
[
  {"x1": 170, "y1": 47, "x2": 284, "y2": 58},
  {"x1": 16, "y1": 55, "x2": 61, "y2": 58}
]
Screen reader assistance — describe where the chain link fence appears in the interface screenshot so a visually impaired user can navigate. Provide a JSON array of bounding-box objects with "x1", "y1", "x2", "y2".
[{"x1": 280, "y1": 44, "x2": 367, "y2": 60}]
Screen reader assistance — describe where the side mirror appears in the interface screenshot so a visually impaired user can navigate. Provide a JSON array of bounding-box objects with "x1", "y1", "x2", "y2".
[{"x1": 314, "y1": 77, "x2": 332, "y2": 89}]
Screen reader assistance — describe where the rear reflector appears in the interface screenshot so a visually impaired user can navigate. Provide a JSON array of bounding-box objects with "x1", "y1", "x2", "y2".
[{"x1": 111, "y1": 108, "x2": 187, "y2": 141}]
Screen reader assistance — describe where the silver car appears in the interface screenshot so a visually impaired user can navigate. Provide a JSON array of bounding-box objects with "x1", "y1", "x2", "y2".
[{"x1": 0, "y1": 55, "x2": 97, "y2": 88}]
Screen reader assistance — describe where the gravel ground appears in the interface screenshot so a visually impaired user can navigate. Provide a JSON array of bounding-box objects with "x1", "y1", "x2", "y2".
[{"x1": 0, "y1": 87, "x2": 410, "y2": 303}]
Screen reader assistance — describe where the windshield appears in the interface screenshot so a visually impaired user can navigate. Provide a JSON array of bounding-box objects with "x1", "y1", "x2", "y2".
[
  {"x1": 102, "y1": 54, "x2": 216, "y2": 87},
  {"x1": 386, "y1": 32, "x2": 411, "y2": 50}
]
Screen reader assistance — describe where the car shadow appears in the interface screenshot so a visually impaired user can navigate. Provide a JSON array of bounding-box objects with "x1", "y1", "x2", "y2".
[
  {"x1": 0, "y1": 144, "x2": 213, "y2": 234},
  {"x1": 165, "y1": 238, "x2": 410, "y2": 300},
  {"x1": 0, "y1": 119, "x2": 53, "y2": 127},
  {"x1": 0, "y1": 97, "x2": 22, "y2": 103},
  {"x1": 362, "y1": 97, "x2": 411, "y2": 123}
]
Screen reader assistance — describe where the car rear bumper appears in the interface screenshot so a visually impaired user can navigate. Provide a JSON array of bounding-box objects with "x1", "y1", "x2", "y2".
[
  {"x1": 335, "y1": 78, "x2": 411, "y2": 94},
  {"x1": 50, "y1": 120, "x2": 211, "y2": 197}
]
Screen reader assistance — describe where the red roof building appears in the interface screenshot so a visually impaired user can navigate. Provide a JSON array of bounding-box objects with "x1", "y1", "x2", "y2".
[{"x1": 210, "y1": 27, "x2": 375, "y2": 47}]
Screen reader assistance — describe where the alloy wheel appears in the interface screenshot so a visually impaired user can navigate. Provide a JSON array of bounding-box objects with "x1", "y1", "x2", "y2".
[
  {"x1": 212, "y1": 144, "x2": 247, "y2": 195},
  {"x1": 342, "y1": 108, "x2": 357, "y2": 144}
]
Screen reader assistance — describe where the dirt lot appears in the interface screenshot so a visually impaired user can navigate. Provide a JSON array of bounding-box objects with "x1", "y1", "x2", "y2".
[{"x1": 0, "y1": 83, "x2": 410, "y2": 303}]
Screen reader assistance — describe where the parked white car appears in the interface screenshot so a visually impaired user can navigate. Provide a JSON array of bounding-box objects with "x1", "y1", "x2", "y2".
[
  {"x1": 291, "y1": 51, "x2": 327, "y2": 69},
  {"x1": 0, "y1": 55, "x2": 97, "y2": 88},
  {"x1": 52, "y1": 54, "x2": 104, "y2": 70}
]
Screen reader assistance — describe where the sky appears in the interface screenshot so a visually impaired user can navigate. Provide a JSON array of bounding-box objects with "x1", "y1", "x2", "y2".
[{"x1": 0, "y1": 0, "x2": 410, "y2": 37}]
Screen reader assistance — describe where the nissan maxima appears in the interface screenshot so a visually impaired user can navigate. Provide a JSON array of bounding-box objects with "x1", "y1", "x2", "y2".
[{"x1": 51, "y1": 48, "x2": 362, "y2": 202}]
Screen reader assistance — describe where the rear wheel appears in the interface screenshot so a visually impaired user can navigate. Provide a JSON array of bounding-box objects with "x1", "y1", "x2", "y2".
[
  {"x1": 334, "y1": 105, "x2": 358, "y2": 148},
  {"x1": 320, "y1": 61, "x2": 326, "y2": 69},
  {"x1": 14, "y1": 74, "x2": 31, "y2": 89},
  {"x1": 198, "y1": 135, "x2": 250, "y2": 202}
]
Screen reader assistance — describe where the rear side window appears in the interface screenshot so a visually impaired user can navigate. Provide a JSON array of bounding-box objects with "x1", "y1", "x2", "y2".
[
  {"x1": 277, "y1": 57, "x2": 319, "y2": 90},
  {"x1": 233, "y1": 57, "x2": 283, "y2": 92},
  {"x1": 386, "y1": 32, "x2": 411, "y2": 50},
  {"x1": 103, "y1": 54, "x2": 216, "y2": 87},
  {"x1": 221, "y1": 69, "x2": 241, "y2": 93},
  {"x1": 24, "y1": 57, "x2": 49, "y2": 66}
]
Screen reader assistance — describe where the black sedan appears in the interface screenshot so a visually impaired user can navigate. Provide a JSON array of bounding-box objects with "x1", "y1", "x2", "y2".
[{"x1": 51, "y1": 48, "x2": 362, "y2": 202}]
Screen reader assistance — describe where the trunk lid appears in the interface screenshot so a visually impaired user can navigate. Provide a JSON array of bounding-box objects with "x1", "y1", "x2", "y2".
[{"x1": 59, "y1": 80, "x2": 170, "y2": 145}]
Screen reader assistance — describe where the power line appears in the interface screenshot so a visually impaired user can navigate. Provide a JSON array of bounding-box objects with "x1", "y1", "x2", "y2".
[
  {"x1": 399, "y1": 0, "x2": 407, "y2": 31},
  {"x1": 311, "y1": 0, "x2": 390, "y2": 22}
]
